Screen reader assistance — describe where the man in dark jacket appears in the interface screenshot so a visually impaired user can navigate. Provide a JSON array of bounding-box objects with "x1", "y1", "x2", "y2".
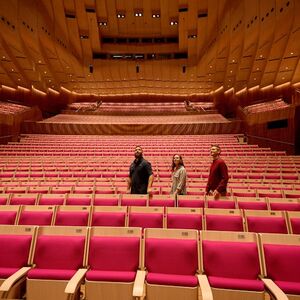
[
  {"x1": 206, "y1": 145, "x2": 229, "y2": 199},
  {"x1": 127, "y1": 146, "x2": 154, "y2": 194}
]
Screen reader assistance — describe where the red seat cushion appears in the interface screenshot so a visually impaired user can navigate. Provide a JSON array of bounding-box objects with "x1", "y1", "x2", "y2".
[
  {"x1": 129, "y1": 213, "x2": 163, "y2": 229},
  {"x1": 149, "y1": 199, "x2": 174, "y2": 207},
  {"x1": 145, "y1": 238, "x2": 198, "y2": 278},
  {"x1": 27, "y1": 268, "x2": 76, "y2": 280},
  {"x1": 55, "y1": 211, "x2": 89, "y2": 226},
  {"x1": 88, "y1": 237, "x2": 140, "y2": 272},
  {"x1": 146, "y1": 273, "x2": 198, "y2": 287},
  {"x1": 0, "y1": 267, "x2": 20, "y2": 278},
  {"x1": 238, "y1": 202, "x2": 268, "y2": 210},
  {"x1": 263, "y1": 244, "x2": 300, "y2": 289},
  {"x1": 0, "y1": 235, "x2": 32, "y2": 268},
  {"x1": 33, "y1": 235, "x2": 85, "y2": 271},
  {"x1": 203, "y1": 240, "x2": 261, "y2": 284},
  {"x1": 18, "y1": 211, "x2": 53, "y2": 226},
  {"x1": 167, "y1": 214, "x2": 202, "y2": 230},
  {"x1": 10, "y1": 197, "x2": 36, "y2": 205},
  {"x1": 247, "y1": 216, "x2": 287, "y2": 234},
  {"x1": 207, "y1": 201, "x2": 235, "y2": 209},
  {"x1": 178, "y1": 200, "x2": 205, "y2": 208},
  {"x1": 290, "y1": 218, "x2": 300, "y2": 234},
  {"x1": 0, "y1": 211, "x2": 17, "y2": 225},
  {"x1": 270, "y1": 203, "x2": 300, "y2": 211},
  {"x1": 208, "y1": 276, "x2": 264, "y2": 291},
  {"x1": 205, "y1": 215, "x2": 243, "y2": 231},
  {"x1": 94, "y1": 198, "x2": 118, "y2": 206},
  {"x1": 121, "y1": 199, "x2": 147, "y2": 206},
  {"x1": 39, "y1": 197, "x2": 65, "y2": 205},
  {"x1": 275, "y1": 280, "x2": 300, "y2": 294},
  {"x1": 66, "y1": 197, "x2": 91, "y2": 206},
  {"x1": 92, "y1": 212, "x2": 126, "y2": 227},
  {"x1": 86, "y1": 270, "x2": 136, "y2": 282}
]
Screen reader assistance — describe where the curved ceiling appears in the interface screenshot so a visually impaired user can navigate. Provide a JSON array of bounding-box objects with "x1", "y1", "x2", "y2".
[{"x1": 0, "y1": 0, "x2": 299, "y2": 98}]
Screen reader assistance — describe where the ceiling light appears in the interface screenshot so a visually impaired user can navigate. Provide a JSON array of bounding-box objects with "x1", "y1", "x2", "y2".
[
  {"x1": 170, "y1": 20, "x2": 178, "y2": 26},
  {"x1": 38, "y1": 60, "x2": 42, "y2": 63},
  {"x1": 2, "y1": 56, "x2": 5, "y2": 59},
  {"x1": 152, "y1": 14, "x2": 160, "y2": 18},
  {"x1": 98, "y1": 21, "x2": 107, "y2": 26},
  {"x1": 117, "y1": 13, "x2": 125, "y2": 18},
  {"x1": 134, "y1": 12, "x2": 143, "y2": 17}
]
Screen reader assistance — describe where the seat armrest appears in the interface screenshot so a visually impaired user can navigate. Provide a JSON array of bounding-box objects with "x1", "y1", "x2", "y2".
[
  {"x1": 262, "y1": 278, "x2": 289, "y2": 300},
  {"x1": 65, "y1": 268, "x2": 88, "y2": 294},
  {"x1": 197, "y1": 274, "x2": 213, "y2": 300},
  {"x1": 0, "y1": 266, "x2": 32, "y2": 292},
  {"x1": 133, "y1": 270, "x2": 146, "y2": 298}
]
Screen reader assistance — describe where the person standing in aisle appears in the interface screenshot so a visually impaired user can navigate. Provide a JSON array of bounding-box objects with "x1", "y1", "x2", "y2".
[
  {"x1": 127, "y1": 146, "x2": 153, "y2": 194},
  {"x1": 206, "y1": 145, "x2": 229, "y2": 199},
  {"x1": 170, "y1": 154, "x2": 187, "y2": 195}
]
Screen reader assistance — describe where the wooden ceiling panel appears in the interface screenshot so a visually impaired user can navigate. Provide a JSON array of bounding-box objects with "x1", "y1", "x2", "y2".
[
  {"x1": 87, "y1": 12, "x2": 101, "y2": 52},
  {"x1": 260, "y1": 71, "x2": 276, "y2": 86},
  {"x1": 0, "y1": 0, "x2": 298, "y2": 97}
]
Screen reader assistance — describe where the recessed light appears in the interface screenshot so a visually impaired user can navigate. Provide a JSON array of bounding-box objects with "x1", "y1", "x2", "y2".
[{"x1": 2, "y1": 56, "x2": 5, "y2": 59}]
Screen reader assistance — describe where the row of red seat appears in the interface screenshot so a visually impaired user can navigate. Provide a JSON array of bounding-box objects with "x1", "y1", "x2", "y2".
[
  {"x1": 0, "y1": 193, "x2": 299, "y2": 210},
  {"x1": 0, "y1": 225, "x2": 298, "y2": 300},
  {"x1": 1, "y1": 205, "x2": 299, "y2": 234}
]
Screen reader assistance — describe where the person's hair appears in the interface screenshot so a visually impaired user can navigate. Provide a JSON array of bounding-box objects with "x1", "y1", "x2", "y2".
[
  {"x1": 211, "y1": 144, "x2": 221, "y2": 153},
  {"x1": 135, "y1": 145, "x2": 143, "y2": 151},
  {"x1": 171, "y1": 154, "x2": 184, "y2": 171}
]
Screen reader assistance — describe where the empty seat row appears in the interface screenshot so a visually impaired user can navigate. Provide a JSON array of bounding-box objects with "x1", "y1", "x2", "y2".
[
  {"x1": 0, "y1": 225, "x2": 299, "y2": 300},
  {"x1": 0, "y1": 205, "x2": 300, "y2": 234},
  {"x1": 0, "y1": 193, "x2": 299, "y2": 211},
  {"x1": 1, "y1": 182, "x2": 300, "y2": 198}
]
